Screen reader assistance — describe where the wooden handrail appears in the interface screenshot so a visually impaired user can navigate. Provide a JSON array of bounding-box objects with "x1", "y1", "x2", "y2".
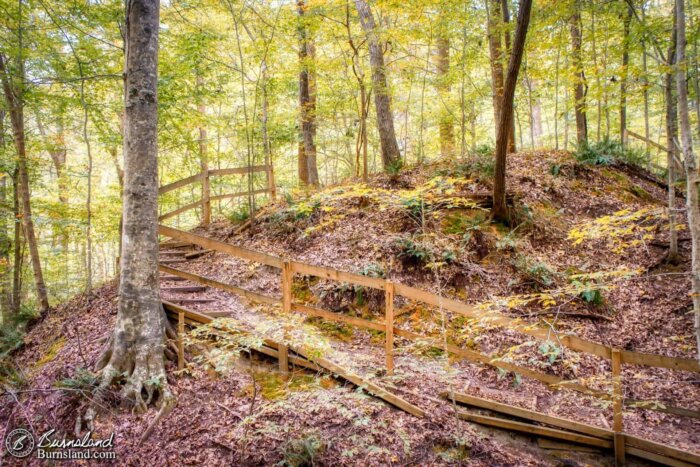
[
  {"x1": 208, "y1": 165, "x2": 268, "y2": 176},
  {"x1": 159, "y1": 200, "x2": 203, "y2": 221},
  {"x1": 158, "y1": 224, "x2": 700, "y2": 374},
  {"x1": 159, "y1": 172, "x2": 204, "y2": 195}
]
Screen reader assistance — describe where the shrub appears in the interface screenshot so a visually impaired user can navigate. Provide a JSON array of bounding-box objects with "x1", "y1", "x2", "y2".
[
  {"x1": 575, "y1": 137, "x2": 647, "y2": 167},
  {"x1": 457, "y1": 144, "x2": 495, "y2": 179},
  {"x1": 396, "y1": 236, "x2": 433, "y2": 265},
  {"x1": 279, "y1": 435, "x2": 325, "y2": 467},
  {"x1": 512, "y1": 254, "x2": 557, "y2": 288}
]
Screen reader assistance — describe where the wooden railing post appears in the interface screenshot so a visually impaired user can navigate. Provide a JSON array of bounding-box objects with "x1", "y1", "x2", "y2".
[
  {"x1": 612, "y1": 348, "x2": 625, "y2": 466},
  {"x1": 267, "y1": 164, "x2": 276, "y2": 200},
  {"x1": 178, "y1": 311, "x2": 185, "y2": 370},
  {"x1": 201, "y1": 169, "x2": 211, "y2": 226},
  {"x1": 279, "y1": 261, "x2": 292, "y2": 374},
  {"x1": 385, "y1": 281, "x2": 395, "y2": 375}
]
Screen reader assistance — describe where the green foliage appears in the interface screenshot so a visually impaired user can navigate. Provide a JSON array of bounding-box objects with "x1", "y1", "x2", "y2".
[
  {"x1": 386, "y1": 158, "x2": 404, "y2": 178},
  {"x1": 228, "y1": 205, "x2": 250, "y2": 223},
  {"x1": 575, "y1": 281, "x2": 605, "y2": 305},
  {"x1": 279, "y1": 435, "x2": 325, "y2": 467},
  {"x1": 460, "y1": 144, "x2": 495, "y2": 179},
  {"x1": 54, "y1": 368, "x2": 99, "y2": 393},
  {"x1": 396, "y1": 236, "x2": 432, "y2": 265},
  {"x1": 512, "y1": 254, "x2": 557, "y2": 287},
  {"x1": 575, "y1": 138, "x2": 647, "y2": 167},
  {"x1": 537, "y1": 341, "x2": 562, "y2": 364}
]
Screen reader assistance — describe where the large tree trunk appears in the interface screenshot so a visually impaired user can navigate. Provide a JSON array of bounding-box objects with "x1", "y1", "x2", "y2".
[
  {"x1": 297, "y1": 0, "x2": 319, "y2": 187},
  {"x1": 676, "y1": 0, "x2": 700, "y2": 363},
  {"x1": 570, "y1": 0, "x2": 587, "y2": 146},
  {"x1": 620, "y1": 2, "x2": 632, "y2": 146},
  {"x1": 436, "y1": 31, "x2": 455, "y2": 159},
  {"x1": 11, "y1": 169, "x2": 21, "y2": 314},
  {"x1": 354, "y1": 0, "x2": 401, "y2": 170},
  {"x1": 94, "y1": 0, "x2": 174, "y2": 413},
  {"x1": 492, "y1": 0, "x2": 532, "y2": 222},
  {"x1": 666, "y1": 12, "x2": 679, "y2": 264},
  {"x1": 0, "y1": 54, "x2": 50, "y2": 313}
]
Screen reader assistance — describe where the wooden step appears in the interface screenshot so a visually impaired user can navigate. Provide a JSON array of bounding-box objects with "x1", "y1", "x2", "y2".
[
  {"x1": 160, "y1": 275, "x2": 187, "y2": 282},
  {"x1": 201, "y1": 310, "x2": 233, "y2": 318},
  {"x1": 184, "y1": 249, "x2": 211, "y2": 260},
  {"x1": 160, "y1": 259, "x2": 187, "y2": 265},
  {"x1": 159, "y1": 250, "x2": 187, "y2": 256},
  {"x1": 160, "y1": 241, "x2": 192, "y2": 249},
  {"x1": 165, "y1": 298, "x2": 216, "y2": 304},
  {"x1": 161, "y1": 285, "x2": 207, "y2": 293}
]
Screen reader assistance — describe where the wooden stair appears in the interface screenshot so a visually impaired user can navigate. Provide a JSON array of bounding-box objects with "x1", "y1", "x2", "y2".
[
  {"x1": 161, "y1": 285, "x2": 207, "y2": 293},
  {"x1": 165, "y1": 297, "x2": 216, "y2": 304},
  {"x1": 160, "y1": 258, "x2": 187, "y2": 265},
  {"x1": 160, "y1": 275, "x2": 187, "y2": 282},
  {"x1": 184, "y1": 249, "x2": 211, "y2": 260}
]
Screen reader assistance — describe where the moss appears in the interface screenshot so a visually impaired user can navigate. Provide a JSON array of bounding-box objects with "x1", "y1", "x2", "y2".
[
  {"x1": 627, "y1": 184, "x2": 653, "y2": 200},
  {"x1": 34, "y1": 337, "x2": 66, "y2": 369},
  {"x1": 306, "y1": 318, "x2": 354, "y2": 342}
]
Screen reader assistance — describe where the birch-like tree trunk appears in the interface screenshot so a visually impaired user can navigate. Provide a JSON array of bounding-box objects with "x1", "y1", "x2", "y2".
[
  {"x1": 298, "y1": 0, "x2": 319, "y2": 187},
  {"x1": 94, "y1": 0, "x2": 175, "y2": 413},
  {"x1": 666, "y1": 12, "x2": 679, "y2": 264}
]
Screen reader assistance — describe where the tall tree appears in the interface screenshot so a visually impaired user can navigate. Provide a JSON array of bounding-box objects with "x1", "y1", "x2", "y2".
[
  {"x1": 354, "y1": 0, "x2": 401, "y2": 170},
  {"x1": 0, "y1": 50, "x2": 50, "y2": 313},
  {"x1": 297, "y1": 0, "x2": 319, "y2": 187},
  {"x1": 492, "y1": 0, "x2": 533, "y2": 222},
  {"x1": 570, "y1": 0, "x2": 587, "y2": 145},
  {"x1": 435, "y1": 10, "x2": 455, "y2": 159},
  {"x1": 665, "y1": 10, "x2": 679, "y2": 264},
  {"x1": 0, "y1": 110, "x2": 9, "y2": 318},
  {"x1": 94, "y1": 0, "x2": 174, "y2": 413},
  {"x1": 620, "y1": 1, "x2": 632, "y2": 145},
  {"x1": 675, "y1": 0, "x2": 700, "y2": 363},
  {"x1": 486, "y1": 0, "x2": 516, "y2": 153}
]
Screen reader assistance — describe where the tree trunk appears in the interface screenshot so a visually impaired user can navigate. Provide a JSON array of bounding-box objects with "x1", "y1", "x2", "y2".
[
  {"x1": 197, "y1": 74, "x2": 210, "y2": 225},
  {"x1": 354, "y1": 0, "x2": 401, "y2": 170},
  {"x1": 570, "y1": 0, "x2": 588, "y2": 146},
  {"x1": 620, "y1": 2, "x2": 632, "y2": 146},
  {"x1": 0, "y1": 54, "x2": 50, "y2": 313},
  {"x1": 11, "y1": 169, "x2": 21, "y2": 314},
  {"x1": 0, "y1": 111, "x2": 9, "y2": 319},
  {"x1": 94, "y1": 0, "x2": 174, "y2": 413},
  {"x1": 500, "y1": 0, "x2": 516, "y2": 152},
  {"x1": 486, "y1": 0, "x2": 505, "y2": 146},
  {"x1": 492, "y1": 0, "x2": 532, "y2": 222},
  {"x1": 666, "y1": 12, "x2": 679, "y2": 264},
  {"x1": 436, "y1": 31, "x2": 455, "y2": 159},
  {"x1": 675, "y1": 0, "x2": 700, "y2": 363},
  {"x1": 297, "y1": 0, "x2": 319, "y2": 187}
]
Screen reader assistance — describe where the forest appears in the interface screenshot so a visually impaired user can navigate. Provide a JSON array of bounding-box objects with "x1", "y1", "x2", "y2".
[{"x1": 0, "y1": 0, "x2": 699, "y2": 465}]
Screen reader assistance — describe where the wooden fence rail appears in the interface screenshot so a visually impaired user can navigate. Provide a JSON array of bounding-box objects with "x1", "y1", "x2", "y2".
[
  {"x1": 158, "y1": 164, "x2": 275, "y2": 223},
  {"x1": 159, "y1": 224, "x2": 700, "y2": 465}
]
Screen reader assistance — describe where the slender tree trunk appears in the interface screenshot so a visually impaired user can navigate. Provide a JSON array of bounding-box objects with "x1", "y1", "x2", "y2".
[
  {"x1": 0, "y1": 54, "x2": 50, "y2": 313},
  {"x1": 570, "y1": 0, "x2": 588, "y2": 146},
  {"x1": 620, "y1": 2, "x2": 632, "y2": 146},
  {"x1": 554, "y1": 27, "x2": 562, "y2": 150},
  {"x1": 501, "y1": 0, "x2": 516, "y2": 152},
  {"x1": 666, "y1": 12, "x2": 679, "y2": 264},
  {"x1": 641, "y1": 2, "x2": 651, "y2": 166},
  {"x1": 354, "y1": 0, "x2": 401, "y2": 170},
  {"x1": 197, "y1": 74, "x2": 210, "y2": 224},
  {"x1": 94, "y1": 0, "x2": 174, "y2": 412},
  {"x1": 591, "y1": 4, "x2": 602, "y2": 141},
  {"x1": 676, "y1": 0, "x2": 700, "y2": 363},
  {"x1": 11, "y1": 169, "x2": 21, "y2": 313},
  {"x1": 436, "y1": 29, "x2": 455, "y2": 159},
  {"x1": 0, "y1": 111, "x2": 9, "y2": 319},
  {"x1": 486, "y1": 0, "x2": 505, "y2": 145},
  {"x1": 492, "y1": 0, "x2": 532, "y2": 222},
  {"x1": 298, "y1": 0, "x2": 319, "y2": 187}
]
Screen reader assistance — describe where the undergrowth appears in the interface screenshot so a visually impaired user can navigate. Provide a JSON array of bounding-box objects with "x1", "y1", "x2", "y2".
[{"x1": 575, "y1": 137, "x2": 647, "y2": 167}]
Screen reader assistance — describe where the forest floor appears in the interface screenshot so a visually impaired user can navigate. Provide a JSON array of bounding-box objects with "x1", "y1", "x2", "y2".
[{"x1": 2, "y1": 150, "x2": 698, "y2": 466}]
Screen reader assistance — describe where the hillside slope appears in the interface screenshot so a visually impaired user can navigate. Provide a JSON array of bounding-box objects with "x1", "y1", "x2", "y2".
[{"x1": 2, "y1": 150, "x2": 697, "y2": 466}]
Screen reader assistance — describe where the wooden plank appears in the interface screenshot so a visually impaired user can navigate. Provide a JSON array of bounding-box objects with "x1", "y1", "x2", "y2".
[
  {"x1": 385, "y1": 282, "x2": 395, "y2": 375},
  {"x1": 184, "y1": 249, "x2": 211, "y2": 260},
  {"x1": 625, "y1": 446, "x2": 696, "y2": 467},
  {"x1": 291, "y1": 302, "x2": 386, "y2": 332},
  {"x1": 158, "y1": 225, "x2": 283, "y2": 268},
  {"x1": 626, "y1": 399, "x2": 700, "y2": 419},
  {"x1": 614, "y1": 432, "x2": 625, "y2": 467},
  {"x1": 442, "y1": 391, "x2": 613, "y2": 439},
  {"x1": 161, "y1": 285, "x2": 207, "y2": 293},
  {"x1": 166, "y1": 298, "x2": 216, "y2": 304},
  {"x1": 291, "y1": 345, "x2": 425, "y2": 418},
  {"x1": 159, "y1": 250, "x2": 187, "y2": 256},
  {"x1": 159, "y1": 264, "x2": 279, "y2": 305},
  {"x1": 159, "y1": 200, "x2": 203, "y2": 221},
  {"x1": 210, "y1": 189, "x2": 268, "y2": 202},
  {"x1": 159, "y1": 172, "x2": 203, "y2": 195},
  {"x1": 208, "y1": 165, "x2": 268, "y2": 176},
  {"x1": 625, "y1": 434, "x2": 700, "y2": 465},
  {"x1": 282, "y1": 261, "x2": 292, "y2": 314},
  {"x1": 279, "y1": 344, "x2": 289, "y2": 375},
  {"x1": 291, "y1": 261, "x2": 386, "y2": 290},
  {"x1": 620, "y1": 350, "x2": 700, "y2": 374},
  {"x1": 537, "y1": 438, "x2": 602, "y2": 453},
  {"x1": 396, "y1": 328, "x2": 604, "y2": 397},
  {"x1": 456, "y1": 411, "x2": 612, "y2": 449},
  {"x1": 160, "y1": 259, "x2": 187, "y2": 265},
  {"x1": 160, "y1": 275, "x2": 187, "y2": 282},
  {"x1": 612, "y1": 349, "x2": 624, "y2": 431},
  {"x1": 160, "y1": 240, "x2": 192, "y2": 248}
]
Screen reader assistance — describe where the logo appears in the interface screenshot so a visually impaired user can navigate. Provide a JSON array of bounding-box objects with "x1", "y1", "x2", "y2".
[{"x1": 5, "y1": 428, "x2": 35, "y2": 458}]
